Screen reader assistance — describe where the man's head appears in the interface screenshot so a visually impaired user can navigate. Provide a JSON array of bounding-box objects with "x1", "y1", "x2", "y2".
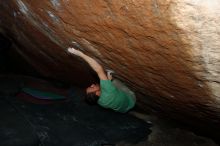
[{"x1": 85, "y1": 84, "x2": 101, "y2": 105}]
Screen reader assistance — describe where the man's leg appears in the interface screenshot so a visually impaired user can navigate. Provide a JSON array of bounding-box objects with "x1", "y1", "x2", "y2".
[{"x1": 112, "y1": 79, "x2": 136, "y2": 102}]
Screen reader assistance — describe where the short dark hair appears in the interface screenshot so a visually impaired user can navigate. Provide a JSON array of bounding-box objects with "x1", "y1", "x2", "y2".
[{"x1": 85, "y1": 92, "x2": 99, "y2": 105}]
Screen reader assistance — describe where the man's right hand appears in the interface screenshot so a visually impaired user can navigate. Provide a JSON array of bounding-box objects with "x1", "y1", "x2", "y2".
[
  {"x1": 106, "y1": 69, "x2": 114, "y2": 80},
  {"x1": 68, "y1": 47, "x2": 83, "y2": 56}
]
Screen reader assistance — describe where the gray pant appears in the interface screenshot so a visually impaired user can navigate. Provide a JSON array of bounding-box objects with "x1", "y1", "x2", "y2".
[{"x1": 112, "y1": 79, "x2": 136, "y2": 102}]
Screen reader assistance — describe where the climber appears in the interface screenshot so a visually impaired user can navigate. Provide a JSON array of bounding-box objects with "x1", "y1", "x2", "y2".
[{"x1": 68, "y1": 47, "x2": 136, "y2": 113}]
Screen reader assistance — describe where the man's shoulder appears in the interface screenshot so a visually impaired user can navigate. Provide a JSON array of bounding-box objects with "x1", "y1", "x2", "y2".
[
  {"x1": 100, "y1": 79, "x2": 113, "y2": 88},
  {"x1": 100, "y1": 79, "x2": 117, "y2": 92}
]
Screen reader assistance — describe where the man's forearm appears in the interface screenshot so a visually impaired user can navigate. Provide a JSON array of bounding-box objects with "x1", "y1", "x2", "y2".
[
  {"x1": 79, "y1": 53, "x2": 103, "y2": 73},
  {"x1": 68, "y1": 47, "x2": 108, "y2": 80},
  {"x1": 79, "y1": 53, "x2": 108, "y2": 80}
]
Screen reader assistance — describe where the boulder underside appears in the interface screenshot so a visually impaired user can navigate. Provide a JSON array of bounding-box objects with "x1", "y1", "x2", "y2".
[{"x1": 0, "y1": 0, "x2": 220, "y2": 132}]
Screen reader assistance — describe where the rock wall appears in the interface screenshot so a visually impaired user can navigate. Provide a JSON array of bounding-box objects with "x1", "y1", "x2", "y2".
[{"x1": 0, "y1": 0, "x2": 220, "y2": 131}]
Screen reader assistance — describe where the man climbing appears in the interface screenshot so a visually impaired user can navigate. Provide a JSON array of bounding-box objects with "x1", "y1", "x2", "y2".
[{"x1": 68, "y1": 47, "x2": 136, "y2": 113}]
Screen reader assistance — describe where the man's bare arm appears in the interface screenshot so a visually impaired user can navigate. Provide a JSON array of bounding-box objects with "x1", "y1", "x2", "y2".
[{"x1": 68, "y1": 48, "x2": 108, "y2": 80}]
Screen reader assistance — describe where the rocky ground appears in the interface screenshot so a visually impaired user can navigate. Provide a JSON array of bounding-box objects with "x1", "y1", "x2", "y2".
[
  {"x1": 119, "y1": 111, "x2": 218, "y2": 146},
  {"x1": 0, "y1": 74, "x2": 218, "y2": 146}
]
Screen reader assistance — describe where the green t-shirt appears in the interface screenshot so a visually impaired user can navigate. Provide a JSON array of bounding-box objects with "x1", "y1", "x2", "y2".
[{"x1": 98, "y1": 80, "x2": 135, "y2": 113}]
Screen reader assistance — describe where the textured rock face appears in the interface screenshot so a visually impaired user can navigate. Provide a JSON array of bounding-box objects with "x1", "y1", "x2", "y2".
[{"x1": 0, "y1": 0, "x2": 220, "y2": 130}]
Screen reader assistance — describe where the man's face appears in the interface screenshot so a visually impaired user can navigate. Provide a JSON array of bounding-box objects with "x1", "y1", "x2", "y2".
[{"x1": 86, "y1": 84, "x2": 101, "y2": 96}]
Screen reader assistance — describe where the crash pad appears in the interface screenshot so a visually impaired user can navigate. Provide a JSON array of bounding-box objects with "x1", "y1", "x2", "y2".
[{"x1": 22, "y1": 87, "x2": 66, "y2": 100}]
